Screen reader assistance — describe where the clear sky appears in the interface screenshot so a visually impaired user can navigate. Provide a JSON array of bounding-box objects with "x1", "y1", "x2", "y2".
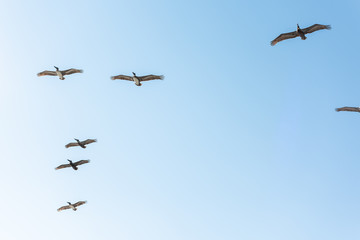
[{"x1": 0, "y1": 0, "x2": 359, "y2": 239}]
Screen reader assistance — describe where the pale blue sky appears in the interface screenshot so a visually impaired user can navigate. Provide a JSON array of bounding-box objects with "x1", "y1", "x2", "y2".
[{"x1": 0, "y1": 0, "x2": 359, "y2": 239}]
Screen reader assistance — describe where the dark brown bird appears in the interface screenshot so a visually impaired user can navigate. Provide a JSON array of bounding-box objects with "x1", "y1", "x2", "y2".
[
  {"x1": 57, "y1": 201, "x2": 87, "y2": 212},
  {"x1": 335, "y1": 107, "x2": 360, "y2": 113},
  {"x1": 111, "y1": 72, "x2": 164, "y2": 86},
  {"x1": 65, "y1": 138, "x2": 97, "y2": 149},
  {"x1": 271, "y1": 24, "x2": 331, "y2": 46},
  {"x1": 55, "y1": 159, "x2": 90, "y2": 170},
  {"x1": 37, "y1": 66, "x2": 83, "y2": 80}
]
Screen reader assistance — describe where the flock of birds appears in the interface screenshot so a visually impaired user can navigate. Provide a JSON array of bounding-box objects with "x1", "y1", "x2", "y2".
[
  {"x1": 37, "y1": 62, "x2": 164, "y2": 211},
  {"x1": 38, "y1": 23, "x2": 336, "y2": 212},
  {"x1": 55, "y1": 138, "x2": 97, "y2": 212},
  {"x1": 37, "y1": 67, "x2": 164, "y2": 86}
]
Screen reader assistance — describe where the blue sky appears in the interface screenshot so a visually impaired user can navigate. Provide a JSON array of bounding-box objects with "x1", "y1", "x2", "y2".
[{"x1": 0, "y1": 0, "x2": 359, "y2": 239}]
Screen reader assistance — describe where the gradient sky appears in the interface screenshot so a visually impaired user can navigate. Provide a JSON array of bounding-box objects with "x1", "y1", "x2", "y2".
[{"x1": 0, "y1": 0, "x2": 359, "y2": 239}]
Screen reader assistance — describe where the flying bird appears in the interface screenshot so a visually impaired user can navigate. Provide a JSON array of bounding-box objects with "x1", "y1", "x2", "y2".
[
  {"x1": 57, "y1": 201, "x2": 87, "y2": 212},
  {"x1": 37, "y1": 66, "x2": 83, "y2": 80},
  {"x1": 335, "y1": 107, "x2": 360, "y2": 113},
  {"x1": 111, "y1": 72, "x2": 164, "y2": 86},
  {"x1": 271, "y1": 24, "x2": 331, "y2": 46},
  {"x1": 65, "y1": 138, "x2": 97, "y2": 149},
  {"x1": 55, "y1": 159, "x2": 90, "y2": 170}
]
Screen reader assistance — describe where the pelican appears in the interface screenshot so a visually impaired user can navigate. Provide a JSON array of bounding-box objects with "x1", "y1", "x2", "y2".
[
  {"x1": 55, "y1": 159, "x2": 90, "y2": 170},
  {"x1": 65, "y1": 139, "x2": 97, "y2": 149},
  {"x1": 57, "y1": 201, "x2": 87, "y2": 212},
  {"x1": 111, "y1": 72, "x2": 164, "y2": 86},
  {"x1": 271, "y1": 24, "x2": 331, "y2": 46},
  {"x1": 335, "y1": 107, "x2": 360, "y2": 113},
  {"x1": 37, "y1": 66, "x2": 83, "y2": 80}
]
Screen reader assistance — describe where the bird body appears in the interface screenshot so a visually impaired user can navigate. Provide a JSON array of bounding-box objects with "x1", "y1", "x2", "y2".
[
  {"x1": 69, "y1": 160, "x2": 78, "y2": 170},
  {"x1": 37, "y1": 66, "x2": 83, "y2": 80},
  {"x1": 57, "y1": 201, "x2": 87, "y2": 212},
  {"x1": 111, "y1": 72, "x2": 164, "y2": 86},
  {"x1": 65, "y1": 139, "x2": 97, "y2": 148},
  {"x1": 55, "y1": 159, "x2": 90, "y2": 170},
  {"x1": 271, "y1": 24, "x2": 331, "y2": 46},
  {"x1": 70, "y1": 206, "x2": 76, "y2": 211},
  {"x1": 296, "y1": 24, "x2": 306, "y2": 40},
  {"x1": 75, "y1": 138, "x2": 86, "y2": 148},
  {"x1": 54, "y1": 66, "x2": 64, "y2": 80},
  {"x1": 132, "y1": 73, "x2": 141, "y2": 86}
]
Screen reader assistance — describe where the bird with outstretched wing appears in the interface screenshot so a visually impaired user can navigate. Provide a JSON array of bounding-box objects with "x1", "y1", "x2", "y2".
[
  {"x1": 65, "y1": 139, "x2": 97, "y2": 148},
  {"x1": 57, "y1": 201, "x2": 87, "y2": 212},
  {"x1": 271, "y1": 24, "x2": 331, "y2": 46},
  {"x1": 55, "y1": 160, "x2": 90, "y2": 170},
  {"x1": 111, "y1": 75, "x2": 133, "y2": 81},
  {"x1": 139, "y1": 75, "x2": 164, "y2": 81},
  {"x1": 60, "y1": 68, "x2": 83, "y2": 75}
]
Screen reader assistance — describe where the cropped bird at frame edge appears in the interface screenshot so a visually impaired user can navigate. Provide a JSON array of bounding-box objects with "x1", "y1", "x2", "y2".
[
  {"x1": 271, "y1": 24, "x2": 331, "y2": 46},
  {"x1": 335, "y1": 107, "x2": 360, "y2": 113}
]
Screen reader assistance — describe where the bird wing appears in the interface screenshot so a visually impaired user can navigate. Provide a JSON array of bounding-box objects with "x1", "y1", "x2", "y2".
[
  {"x1": 61, "y1": 68, "x2": 83, "y2": 75},
  {"x1": 73, "y1": 201, "x2": 87, "y2": 207},
  {"x1": 55, "y1": 164, "x2": 71, "y2": 170},
  {"x1": 302, "y1": 24, "x2": 331, "y2": 34},
  {"x1": 335, "y1": 107, "x2": 360, "y2": 112},
  {"x1": 74, "y1": 160, "x2": 90, "y2": 166},
  {"x1": 65, "y1": 142, "x2": 79, "y2": 148},
  {"x1": 111, "y1": 75, "x2": 133, "y2": 81},
  {"x1": 270, "y1": 31, "x2": 298, "y2": 46},
  {"x1": 81, "y1": 139, "x2": 97, "y2": 145},
  {"x1": 37, "y1": 71, "x2": 57, "y2": 77},
  {"x1": 57, "y1": 205, "x2": 71, "y2": 212},
  {"x1": 139, "y1": 75, "x2": 164, "y2": 81}
]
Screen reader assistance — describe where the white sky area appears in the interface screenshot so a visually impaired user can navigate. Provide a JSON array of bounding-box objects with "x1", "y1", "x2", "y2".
[{"x1": 0, "y1": 0, "x2": 359, "y2": 239}]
